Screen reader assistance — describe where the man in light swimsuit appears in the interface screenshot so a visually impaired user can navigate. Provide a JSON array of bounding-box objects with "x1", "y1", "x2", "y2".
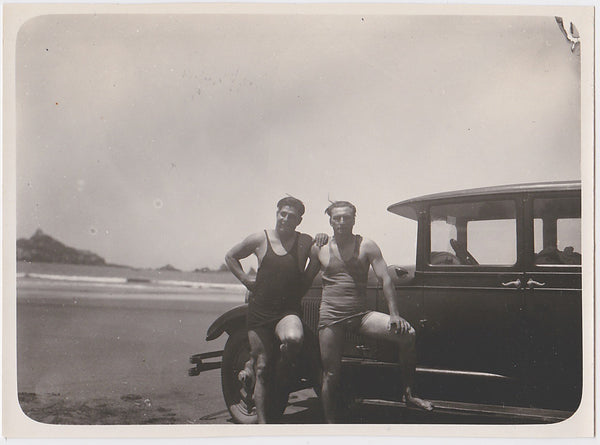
[
  {"x1": 305, "y1": 201, "x2": 432, "y2": 423},
  {"x1": 225, "y1": 197, "x2": 323, "y2": 423}
]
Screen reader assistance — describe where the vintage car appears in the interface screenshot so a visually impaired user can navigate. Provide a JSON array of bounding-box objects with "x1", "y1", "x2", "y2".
[{"x1": 189, "y1": 181, "x2": 582, "y2": 424}]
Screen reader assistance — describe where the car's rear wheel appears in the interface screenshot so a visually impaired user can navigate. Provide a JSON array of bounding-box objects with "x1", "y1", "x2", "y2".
[{"x1": 221, "y1": 329, "x2": 289, "y2": 424}]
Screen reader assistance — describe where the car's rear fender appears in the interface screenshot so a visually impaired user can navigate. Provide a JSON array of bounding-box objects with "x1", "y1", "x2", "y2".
[{"x1": 206, "y1": 304, "x2": 248, "y2": 341}]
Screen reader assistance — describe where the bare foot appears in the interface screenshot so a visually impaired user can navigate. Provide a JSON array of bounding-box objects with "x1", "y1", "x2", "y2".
[
  {"x1": 404, "y1": 394, "x2": 434, "y2": 411},
  {"x1": 238, "y1": 366, "x2": 255, "y2": 394}
]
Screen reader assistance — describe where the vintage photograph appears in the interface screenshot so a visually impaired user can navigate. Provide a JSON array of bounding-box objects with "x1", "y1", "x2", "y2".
[{"x1": 3, "y1": 3, "x2": 594, "y2": 438}]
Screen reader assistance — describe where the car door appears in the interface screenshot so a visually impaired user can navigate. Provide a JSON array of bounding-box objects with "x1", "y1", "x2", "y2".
[
  {"x1": 417, "y1": 196, "x2": 527, "y2": 382},
  {"x1": 521, "y1": 192, "x2": 582, "y2": 410}
]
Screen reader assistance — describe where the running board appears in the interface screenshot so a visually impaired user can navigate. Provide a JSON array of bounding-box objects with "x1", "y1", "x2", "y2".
[
  {"x1": 188, "y1": 350, "x2": 223, "y2": 376},
  {"x1": 415, "y1": 367, "x2": 513, "y2": 381},
  {"x1": 342, "y1": 358, "x2": 513, "y2": 382},
  {"x1": 356, "y1": 398, "x2": 572, "y2": 423}
]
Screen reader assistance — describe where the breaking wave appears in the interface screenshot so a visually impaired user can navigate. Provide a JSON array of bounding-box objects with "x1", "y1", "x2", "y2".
[{"x1": 16, "y1": 272, "x2": 246, "y2": 292}]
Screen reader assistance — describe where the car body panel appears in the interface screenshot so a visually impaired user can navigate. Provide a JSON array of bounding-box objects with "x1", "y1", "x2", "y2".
[
  {"x1": 205, "y1": 304, "x2": 248, "y2": 341},
  {"x1": 404, "y1": 182, "x2": 581, "y2": 412},
  {"x1": 387, "y1": 181, "x2": 581, "y2": 220}
]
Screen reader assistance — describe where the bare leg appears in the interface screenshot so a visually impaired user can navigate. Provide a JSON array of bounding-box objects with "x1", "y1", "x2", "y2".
[
  {"x1": 359, "y1": 312, "x2": 433, "y2": 411},
  {"x1": 242, "y1": 315, "x2": 303, "y2": 390},
  {"x1": 255, "y1": 314, "x2": 305, "y2": 420},
  {"x1": 238, "y1": 357, "x2": 255, "y2": 395},
  {"x1": 397, "y1": 331, "x2": 433, "y2": 411},
  {"x1": 275, "y1": 314, "x2": 304, "y2": 362},
  {"x1": 318, "y1": 324, "x2": 345, "y2": 423},
  {"x1": 248, "y1": 328, "x2": 273, "y2": 423}
]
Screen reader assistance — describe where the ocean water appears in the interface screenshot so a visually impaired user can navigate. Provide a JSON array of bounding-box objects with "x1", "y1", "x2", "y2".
[
  {"x1": 15, "y1": 261, "x2": 247, "y2": 300},
  {"x1": 16, "y1": 261, "x2": 242, "y2": 285}
]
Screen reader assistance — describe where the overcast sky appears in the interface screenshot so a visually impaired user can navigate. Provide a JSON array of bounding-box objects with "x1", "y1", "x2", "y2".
[{"x1": 16, "y1": 13, "x2": 581, "y2": 270}]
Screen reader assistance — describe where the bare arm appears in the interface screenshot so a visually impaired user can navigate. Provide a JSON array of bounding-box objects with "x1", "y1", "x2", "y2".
[
  {"x1": 225, "y1": 232, "x2": 263, "y2": 291},
  {"x1": 366, "y1": 239, "x2": 410, "y2": 334},
  {"x1": 300, "y1": 244, "x2": 322, "y2": 295}
]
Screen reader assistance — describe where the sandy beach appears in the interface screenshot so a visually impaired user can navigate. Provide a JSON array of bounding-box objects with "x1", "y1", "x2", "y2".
[{"x1": 16, "y1": 278, "x2": 245, "y2": 424}]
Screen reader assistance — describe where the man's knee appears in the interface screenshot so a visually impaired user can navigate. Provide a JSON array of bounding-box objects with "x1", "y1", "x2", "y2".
[{"x1": 283, "y1": 331, "x2": 303, "y2": 349}]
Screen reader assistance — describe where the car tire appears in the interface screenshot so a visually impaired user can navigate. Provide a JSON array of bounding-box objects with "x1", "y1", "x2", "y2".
[
  {"x1": 221, "y1": 329, "x2": 257, "y2": 424},
  {"x1": 221, "y1": 329, "x2": 289, "y2": 424}
]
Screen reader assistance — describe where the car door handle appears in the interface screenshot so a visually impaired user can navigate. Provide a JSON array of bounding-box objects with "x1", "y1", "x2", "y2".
[
  {"x1": 355, "y1": 345, "x2": 370, "y2": 352},
  {"x1": 526, "y1": 279, "x2": 546, "y2": 288},
  {"x1": 419, "y1": 319, "x2": 428, "y2": 328},
  {"x1": 501, "y1": 279, "x2": 521, "y2": 288}
]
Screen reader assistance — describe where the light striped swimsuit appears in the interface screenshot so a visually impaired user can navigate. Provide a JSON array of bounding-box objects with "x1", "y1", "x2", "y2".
[{"x1": 318, "y1": 235, "x2": 370, "y2": 329}]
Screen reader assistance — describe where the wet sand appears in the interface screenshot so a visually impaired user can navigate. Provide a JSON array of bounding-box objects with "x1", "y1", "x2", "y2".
[{"x1": 16, "y1": 280, "x2": 245, "y2": 424}]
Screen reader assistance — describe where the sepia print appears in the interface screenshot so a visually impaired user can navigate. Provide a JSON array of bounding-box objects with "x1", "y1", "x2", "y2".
[{"x1": 2, "y1": 3, "x2": 594, "y2": 439}]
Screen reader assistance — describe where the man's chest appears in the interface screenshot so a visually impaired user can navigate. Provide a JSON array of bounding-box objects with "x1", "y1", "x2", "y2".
[{"x1": 318, "y1": 247, "x2": 368, "y2": 269}]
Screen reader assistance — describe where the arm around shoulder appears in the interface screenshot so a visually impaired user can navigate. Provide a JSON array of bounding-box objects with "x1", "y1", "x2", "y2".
[
  {"x1": 298, "y1": 232, "x2": 314, "y2": 252},
  {"x1": 301, "y1": 244, "x2": 323, "y2": 294}
]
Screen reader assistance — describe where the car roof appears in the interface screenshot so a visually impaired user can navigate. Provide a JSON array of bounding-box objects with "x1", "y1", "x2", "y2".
[{"x1": 387, "y1": 180, "x2": 581, "y2": 220}]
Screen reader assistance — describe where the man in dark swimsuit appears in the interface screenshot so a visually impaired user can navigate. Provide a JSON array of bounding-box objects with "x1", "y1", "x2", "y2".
[
  {"x1": 225, "y1": 197, "x2": 320, "y2": 423},
  {"x1": 305, "y1": 201, "x2": 432, "y2": 423}
]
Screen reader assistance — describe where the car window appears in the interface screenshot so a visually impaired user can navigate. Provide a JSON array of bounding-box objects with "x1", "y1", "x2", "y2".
[
  {"x1": 430, "y1": 199, "x2": 517, "y2": 266},
  {"x1": 467, "y1": 219, "x2": 516, "y2": 264},
  {"x1": 533, "y1": 196, "x2": 581, "y2": 265}
]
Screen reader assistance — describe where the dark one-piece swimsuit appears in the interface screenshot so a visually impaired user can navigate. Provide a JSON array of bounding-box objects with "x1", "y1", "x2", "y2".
[{"x1": 247, "y1": 230, "x2": 303, "y2": 331}]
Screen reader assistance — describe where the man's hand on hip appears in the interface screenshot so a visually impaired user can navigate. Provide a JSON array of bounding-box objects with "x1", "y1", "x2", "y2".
[{"x1": 242, "y1": 277, "x2": 257, "y2": 292}]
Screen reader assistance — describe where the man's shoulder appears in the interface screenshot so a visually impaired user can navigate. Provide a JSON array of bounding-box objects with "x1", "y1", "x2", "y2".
[
  {"x1": 297, "y1": 232, "x2": 313, "y2": 242},
  {"x1": 244, "y1": 231, "x2": 267, "y2": 245},
  {"x1": 358, "y1": 235, "x2": 381, "y2": 252},
  {"x1": 296, "y1": 232, "x2": 314, "y2": 253}
]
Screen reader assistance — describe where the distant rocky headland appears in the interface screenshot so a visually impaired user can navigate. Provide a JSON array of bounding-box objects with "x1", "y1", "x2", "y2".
[
  {"x1": 16, "y1": 229, "x2": 233, "y2": 273},
  {"x1": 157, "y1": 264, "x2": 180, "y2": 272},
  {"x1": 17, "y1": 229, "x2": 108, "y2": 266}
]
